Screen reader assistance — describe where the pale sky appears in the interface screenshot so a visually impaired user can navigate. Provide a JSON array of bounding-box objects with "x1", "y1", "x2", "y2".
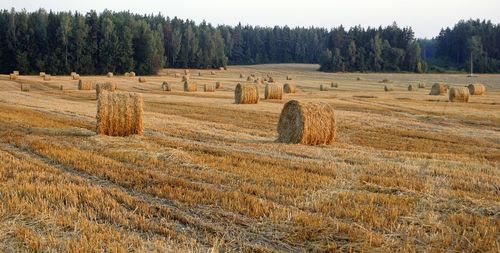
[{"x1": 2, "y1": 0, "x2": 499, "y2": 38}]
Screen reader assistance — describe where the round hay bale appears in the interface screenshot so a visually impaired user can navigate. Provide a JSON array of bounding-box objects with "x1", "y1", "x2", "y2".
[
  {"x1": 330, "y1": 82, "x2": 338, "y2": 88},
  {"x1": 265, "y1": 83, "x2": 283, "y2": 100},
  {"x1": 254, "y1": 79, "x2": 262, "y2": 85},
  {"x1": 182, "y1": 75, "x2": 190, "y2": 82},
  {"x1": 283, "y1": 83, "x2": 296, "y2": 94},
  {"x1": 43, "y1": 74, "x2": 52, "y2": 81},
  {"x1": 240, "y1": 73, "x2": 244, "y2": 79},
  {"x1": 107, "y1": 72, "x2": 113, "y2": 78},
  {"x1": 21, "y1": 83, "x2": 30, "y2": 92},
  {"x1": 39, "y1": 72, "x2": 46, "y2": 77},
  {"x1": 210, "y1": 71, "x2": 216, "y2": 75},
  {"x1": 138, "y1": 77, "x2": 147, "y2": 83},
  {"x1": 96, "y1": 82, "x2": 117, "y2": 99},
  {"x1": 174, "y1": 73, "x2": 180, "y2": 78},
  {"x1": 384, "y1": 85, "x2": 394, "y2": 91},
  {"x1": 418, "y1": 83, "x2": 426, "y2": 88},
  {"x1": 184, "y1": 69, "x2": 189, "y2": 75},
  {"x1": 234, "y1": 83, "x2": 259, "y2": 104},
  {"x1": 216, "y1": 82, "x2": 223, "y2": 89},
  {"x1": 320, "y1": 84, "x2": 328, "y2": 91},
  {"x1": 449, "y1": 87, "x2": 470, "y2": 102},
  {"x1": 204, "y1": 83, "x2": 216, "y2": 92},
  {"x1": 59, "y1": 85, "x2": 64, "y2": 91},
  {"x1": 13, "y1": 71, "x2": 19, "y2": 75},
  {"x1": 162, "y1": 82, "x2": 171, "y2": 91},
  {"x1": 124, "y1": 72, "x2": 130, "y2": 77},
  {"x1": 277, "y1": 100, "x2": 336, "y2": 145},
  {"x1": 408, "y1": 85, "x2": 413, "y2": 91},
  {"x1": 198, "y1": 72, "x2": 202, "y2": 76},
  {"x1": 9, "y1": 74, "x2": 18, "y2": 80},
  {"x1": 247, "y1": 76, "x2": 253, "y2": 82},
  {"x1": 380, "y1": 79, "x2": 391, "y2": 83},
  {"x1": 72, "y1": 74, "x2": 80, "y2": 80},
  {"x1": 223, "y1": 66, "x2": 227, "y2": 70},
  {"x1": 467, "y1": 83, "x2": 486, "y2": 95},
  {"x1": 219, "y1": 67, "x2": 224, "y2": 71},
  {"x1": 96, "y1": 91, "x2": 143, "y2": 136},
  {"x1": 129, "y1": 72, "x2": 136, "y2": 77},
  {"x1": 268, "y1": 76, "x2": 275, "y2": 83},
  {"x1": 286, "y1": 75, "x2": 292, "y2": 80},
  {"x1": 78, "y1": 80, "x2": 94, "y2": 90},
  {"x1": 356, "y1": 77, "x2": 361, "y2": 81},
  {"x1": 430, "y1": 83, "x2": 448, "y2": 95},
  {"x1": 184, "y1": 81, "x2": 197, "y2": 92}
]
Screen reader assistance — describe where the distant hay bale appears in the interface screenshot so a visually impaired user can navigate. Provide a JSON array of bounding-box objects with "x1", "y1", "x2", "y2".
[
  {"x1": 254, "y1": 79, "x2": 262, "y2": 85},
  {"x1": 9, "y1": 74, "x2": 18, "y2": 80},
  {"x1": 268, "y1": 76, "x2": 275, "y2": 83},
  {"x1": 96, "y1": 91, "x2": 143, "y2": 136},
  {"x1": 380, "y1": 79, "x2": 391, "y2": 83},
  {"x1": 224, "y1": 66, "x2": 227, "y2": 70},
  {"x1": 174, "y1": 73, "x2": 180, "y2": 78},
  {"x1": 449, "y1": 87, "x2": 470, "y2": 102},
  {"x1": 247, "y1": 76, "x2": 253, "y2": 82},
  {"x1": 78, "y1": 80, "x2": 94, "y2": 90},
  {"x1": 96, "y1": 82, "x2": 117, "y2": 99},
  {"x1": 277, "y1": 100, "x2": 336, "y2": 145},
  {"x1": 198, "y1": 72, "x2": 202, "y2": 76},
  {"x1": 124, "y1": 72, "x2": 130, "y2": 77},
  {"x1": 13, "y1": 71, "x2": 19, "y2": 75},
  {"x1": 210, "y1": 71, "x2": 216, "y2": 75},
  {"x1": 129, "y1": 72, "x2": 136, "y2": 77},
  {"x1": 39, "y1": 72, "x2": 46, "y2": 77},
  {"x1": 216, "y1": 82, "x2": 223, "y2": 89},
  {"x1": 331, "y1": 82, "x2": 338, "y2": 88},
  {"x1": 408, "y1": 85, "x2": 413, "y2": 91},
  {"x1": 72, "y1": 74, "x2": 80, "y2": 80},
  {"x1": 182, "y1": 75, "x2": 190, "y2": 82},
  {"x1": 162, "y1": 82, "x2": 172, "y2": 91},
  {"x1": 467, "y1": 83, "x2": 486, "y2": 95},
  {"x1": 21, "y1": 83, "x2": 30, "y2": 92},
  {"x1": 283, "y1": 83, "x2": 296, "y2": 94},
  {"x1": 138, "y1": 77, "x2": 147, "y2": 83},
  {"x1": 204, "y1": 83, "x2": 216, "y2": 92},
  {"x1": 286, "y1": 75, "x2": 292, "y2": 80},
  {"x1": 234, "y1": 83, "x2": 259, "y2": 104},
  {"x1": 430, "y1": 83, "x2": 448, "y2": 95},
  {"x1": 320, "y1": 84, "x2": 328, "y2": 91},
  {"x1": 418, "y1": 83, "x2": 426, "y2": 88},
  {"x1": 59, "y1": 85, "x2": 64, "y2": 91},
  {"x1": 43, "y1": 74, "x2": 52, "y2": 81},
  {"x1": 183, "y1": 81, "x2": 197, "y2": 92},
  {"x1": 70, "y1": 72, "x2": 77, "y2": 77},
  {"x1": 384, "y1": 85, "x2": 394, "y2": 91},
  {"x1": 184, "y1": 69, "x2": 189, "y2": 75},
  {"x1": 356, "y1": 77, "x2": 361, "y2": 81},
  {"x1": 219, "y1": 67, "x2": 224, "y2": 71},
  {"x1": 265, "y1": 83, "x2": 283, "y2": 100},
  {"x1": 107, "y1": 72, "x2": 113, "y2": 78},
  {"x1": 240, "y1": 73, "x2": 244, "y2": 78}
]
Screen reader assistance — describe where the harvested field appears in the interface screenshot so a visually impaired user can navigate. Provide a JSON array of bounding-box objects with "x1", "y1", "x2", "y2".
[{"x1": 0, "y1": 64, "x2": 498, "y2": 252}]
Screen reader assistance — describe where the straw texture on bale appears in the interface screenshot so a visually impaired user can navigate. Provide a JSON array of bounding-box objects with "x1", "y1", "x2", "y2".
[
  {"x1": 418, "y1": 83, "x2": 426, "y2": 88},
  {"x1": 467, "y1": 83, "x2": 486, "y2": 95},
  {"x1": 138, "y1": 77, "x2": 147, "y2": 83},
  {"x1": 216, "y1": 82, "x2": 222, "y2": 89},
  {"x1": 204, "y1": 83, "x2": 216, "y2": 92},
  {"x1": 96, "y1": 91, "x2": 143, "y2": 136},
  {"x1": 129, "y1": 72, "x2": 136, "y2": 77},
  {"x1": 277, "y1": 100, "x2": 336, "y2": 145},
  {"x1": 182, "y1": 75, "x2": 190, "y2": 82},
  {"x1": 107, "y1": 72, "x2": 113, "y2": 78},
  {"x1": 331, "y1": 82, "x2": 338, "y2": 88},
  {"x1": 408, "y1": 85, "x2": 413, "y2": 91},
  {"x1": 96, "y1": 82, "x2": 117, "y2": 99},
  {"x1": 72, "y1": 74, "x2": 80, "y2": 80},
  {"x1": 384, "y1": 85, "x2": 394, "y2": 91},
  {"x1": 320, "y1": 84, "x2": 328, "y2": 91},
  {"x1": 9, "y1": 74, "x2": 18, "y2": 80},
  {"x1": 234, "y1": 83, "x2": 259, "y2": 104},
  {"x1": 184, "y1": 81, "x2": 197, "y2": 92},
  {"x1": 449, "y1": 87, "x2": 470, "y2": 102},
  {"x1": 162, "y1": 82, "x2": 171, "y2": 91},
  {"x1": 39, "y1": 72, "x2": 46, "y2": 77},
  {"x1": 283, "y1": 83, "x2": 296, "y2": 94},
  {"x1": 21, "y1": 84, "x2": 30, "y2": 92},
  {"x1": 265, "y1": 83, "x2": 283, "y2": 100},
  {"x1": 430, "y1": 83, "x2": 448, "y2": 95},
  {"x1": 78, "y1": 80, "x2": 94, "y2": 90},
  {"x1": 43, "y1": 74, "x2": 51, "y2": 81}
]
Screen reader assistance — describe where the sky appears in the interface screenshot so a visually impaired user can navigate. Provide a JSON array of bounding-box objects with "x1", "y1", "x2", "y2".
[{"x1": 2, "y1": 0, "x2": 500, "y2": 38}]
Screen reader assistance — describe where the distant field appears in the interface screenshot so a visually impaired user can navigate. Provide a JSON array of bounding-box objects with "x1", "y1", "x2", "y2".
[{"x1": 0, "y1": 64, "x2": 498, "y2": 252}]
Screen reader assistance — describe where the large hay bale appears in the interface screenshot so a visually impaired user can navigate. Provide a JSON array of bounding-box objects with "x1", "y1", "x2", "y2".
[
  {"x1": 277, "y1": 100, "x2": 336, "y2": 145},
  {"x1": 216, "y1": 82, "x2": 223, "y2": 89},
  {"x1": 204, "y1": 83, "x2": 216, "y2": 92},
  {"x1": 72, "y1": 74, "x2": 80, "y2": 80},
  {"x1": 184, "y1": 81, "x2": 197, "y2": 92},
  {"x1": 182, "y1": 75, "x2": 190, "y2": 82},
  {"x1": 265, "y1": 83, "x2": 283, "y2": 100},
  {"x1": 129, "y1": 72, "x2": 136, "y2": 77},
  {"x1": 39, "y1": 72, "x2": 46, "y2": 77},
  {"x1": 467, "y1": 83, "x2": 486, "y2": 95},
  {"x1": 430, "y1": 83, "x2": 448, "y2": 95},
  {"x1": 96, "y1": 82, "x2": 117, "y2": 99},
  {"x1": 449, "y1": 87, "x2": 469, "y2": 102},
  {"x1": 43, "y1": 74, "x2": 52, "y2": 81},
  {"x1": 408, "y1": 85, "x2": 413, "y2": 91},
  {"x1": 78, "y1": 80, "x2": 94, "y2": 90},
  {"x1": 234, "y1": 83, "x2": 259, "y2": 104},
  {"x1": 418, "y1": 83, "x2": 426, "y2": 88},
  {"x1": 9, "y1": 74, "x2": 18, "y2": 80},
  {"x1": 283, "y1": 83, "x2": 296, "y2": 94},
  {"x1": 286, "y1": 75, "x2": 292, "y2": 80},
  {"x1": 162, "y1": 82, "x2": 171, "y2": 91},
  {"x1": 138, "y1": 77, "x2": 147, "y2": 83},
  {"x1": 320, "y1": 84, "x2": 328, "y2": 91},
  {"x1": 107, "y1": 72, "x2": 113, "y2": 78},
  {"x1": 96, "y1": 91, "x2": 143, "y2": 136},
  {"x1": 331, "y1": 82, "x2": 338, "y2": 88},
  {"x1": 384, "y1": 85, "x2": 394, "y2": 91},
  {"x1": 21, "y1": 83, "x2": 30, "y2": 92}
]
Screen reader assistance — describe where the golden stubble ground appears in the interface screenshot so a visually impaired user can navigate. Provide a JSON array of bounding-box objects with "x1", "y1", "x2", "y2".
[{"x1": 0, "y1": 64, "x2": 498, "y2": 252}]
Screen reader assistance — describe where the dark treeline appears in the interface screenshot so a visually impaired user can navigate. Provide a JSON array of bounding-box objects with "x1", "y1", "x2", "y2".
[{"x1": 0, "y1": 9, "x2": 499, "y2": 74}]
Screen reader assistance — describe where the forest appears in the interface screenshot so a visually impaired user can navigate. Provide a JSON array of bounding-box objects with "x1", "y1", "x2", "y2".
[{"x1": 0, "y1": 9, "x2": 498, "y2": 75}]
